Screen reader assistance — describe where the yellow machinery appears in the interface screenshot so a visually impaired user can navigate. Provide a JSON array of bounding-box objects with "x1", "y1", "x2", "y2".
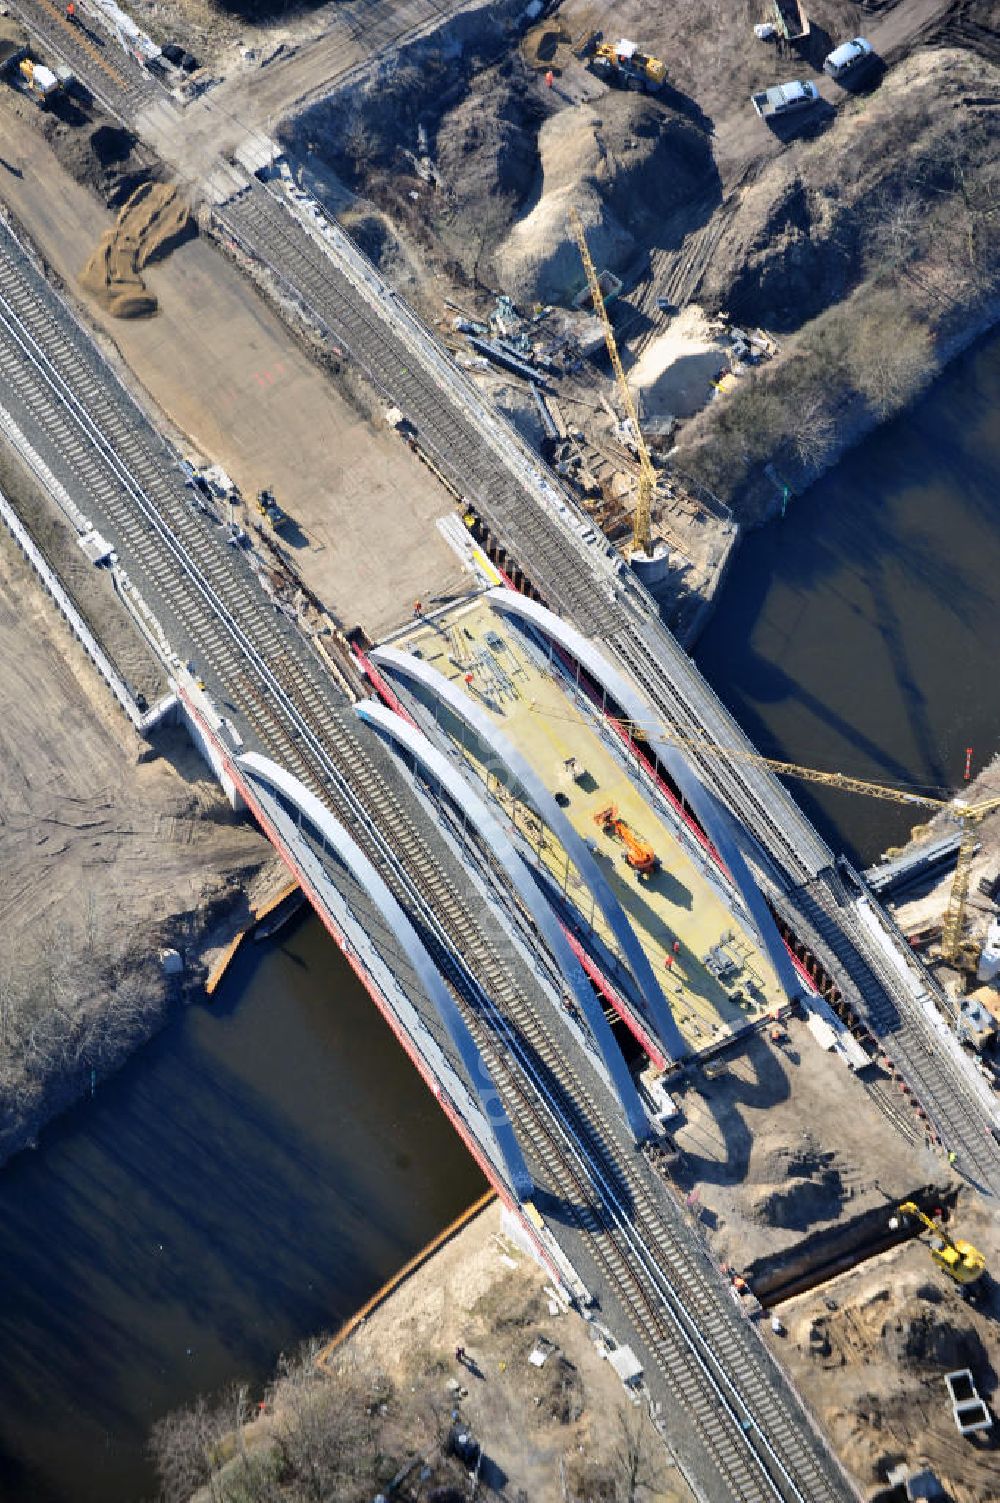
[
  {"x1": 590, "y1": 38, "x2": 667, "y2": 92},
  {"x1": 537, "y1": 701, "x2": 1000, "y2": 970},
  {"x1": 619, "y1": 719, "x2": 1000, "y2": 969},
  {"x1": 897, "y1": 1201, "x2": 986, "y2": 1288},
  {"x1": 568, "y1": 209, "x2": 656, "y2": 558},
  {"x1": 594, "y1": 803, "x2": 658, "y2": 876},
  {"x1": 18, "y1": 57, "x2": 60, "y2": 106}
]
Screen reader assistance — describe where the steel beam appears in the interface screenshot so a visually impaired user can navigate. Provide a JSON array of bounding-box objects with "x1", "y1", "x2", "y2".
[
  {"x1": 236, "y1": 750, "x2": 533, "y2": 1201},
  {"x1": 371, "y1": 644, "x2": 684, "y2": 1059},
  {"x1": 356, "y1": 697, "x2": 653, "y2": 1141}
]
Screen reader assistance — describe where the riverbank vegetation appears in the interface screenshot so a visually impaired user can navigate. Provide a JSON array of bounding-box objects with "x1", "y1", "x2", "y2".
[
  {"x1": 674, "y1": 49, "x2": 1000, "y2": 521},
  {"x1": 149, "y1": 1203, "x2": 679, "y2": 1503},
  {"x1": 0, "y1": 494, "x2": 276, "y2": 1168}
]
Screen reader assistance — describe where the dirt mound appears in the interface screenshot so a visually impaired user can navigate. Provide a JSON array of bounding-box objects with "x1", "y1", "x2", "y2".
[
  {"x1": 436, "y1": 65, "x2": 549, "y2": 209},
  {"x1": 495, "y1": 95, "x2": 715, "y2": 304},
  {"x1": 751, "y1": 1170, "x2": 847, "y2": 1230},
  {"x1": 521, "y1": 19, "x2": 571, "y2": 71},
  {"x1": 80, "y1": 182, "x2": 194, "y2": 318},
  {"x1": 747, "y1": 1140, "x2": 850, "y2": 1230},
  {"x1": 42, "y1": 117, "x2": 153, "y2": 207},
  {"x1": 631, "y1": 305, "x2": 730, "y2": 419},
  {"x1": 880, "y1": 1300, "x2": 988, "y2": 1371}
]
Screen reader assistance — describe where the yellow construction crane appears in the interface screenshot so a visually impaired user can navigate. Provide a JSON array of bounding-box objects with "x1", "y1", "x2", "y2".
[
  {"x1": 895, "y1": 1201, "x2": 986, "y2": 1288},
  {"x1": 568, "y1": 208, "x2": 655, "y2": 558},
  {"x1": 626, "y1": 717, "x2": 1000, "y2": 968},
  {"x1": 526, "y1": 698, "x2": 1000, "y2": 968}
]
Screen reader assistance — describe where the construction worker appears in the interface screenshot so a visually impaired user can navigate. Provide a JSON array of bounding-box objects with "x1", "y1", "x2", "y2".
[{"x1": 66, "y1": 1, "x2": 76, "y2": 21}]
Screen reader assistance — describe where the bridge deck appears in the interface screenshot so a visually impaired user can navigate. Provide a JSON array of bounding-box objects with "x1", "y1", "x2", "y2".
[{"x1": 393, "y1": 596, "x2": 786, "y2": 1056}]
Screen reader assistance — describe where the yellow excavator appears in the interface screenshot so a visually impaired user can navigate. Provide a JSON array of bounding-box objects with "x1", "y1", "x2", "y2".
[{"x1": 896, "y1": 1201, "x2": 986, "y2": 1290}]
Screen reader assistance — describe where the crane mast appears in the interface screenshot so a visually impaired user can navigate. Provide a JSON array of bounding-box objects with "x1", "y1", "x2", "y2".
[{"x1": 568, "y1": 209, "x2": 655, "y2": 557}]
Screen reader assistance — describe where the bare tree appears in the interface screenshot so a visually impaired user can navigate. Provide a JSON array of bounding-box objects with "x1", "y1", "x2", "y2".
[
  {"x1": 271, "y1": 1359, "x2": 375, "y2": 1503},
  {"x1": 785, "y1": 388, "x2": 837, "y2": 469},
  {"x1": 614, "y1": 1406, "x2": 664, "y2": 1503},
  {"x1": 849, "y1": 309, "x2": 931, "y2": 419},
  {"x1": 342, "y1": 109, "x2": 378, "y2": 184},
  {"x1": 149, "y1": 1396, "x2": 226, "y2": 1503},
  {"x1": 865, "y1": 186, "x2": 928, "y2": 278}
]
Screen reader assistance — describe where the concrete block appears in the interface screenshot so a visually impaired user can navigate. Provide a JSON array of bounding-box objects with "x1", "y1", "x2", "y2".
[
  {"x1": 954, "y1": 1398, "x2": 992, "y2": 1434},
  {"x1": 608, "y1": 1344, "x2": 643, "y2": 1386}
]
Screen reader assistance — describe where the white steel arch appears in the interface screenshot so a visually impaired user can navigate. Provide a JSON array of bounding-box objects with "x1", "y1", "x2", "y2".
[
  {"x1": 485, "y1": 588, "x2": 804, "y2": 1004},
  {"x1": 236, "y1": 750, "x2": 533, "y2": 1200},
  {"x1": 371, "y1": 644, "x2": 685, "y2": 1059},
  {"x1": 356, "y1": 697, "x2": 652, "y2": 1141}
]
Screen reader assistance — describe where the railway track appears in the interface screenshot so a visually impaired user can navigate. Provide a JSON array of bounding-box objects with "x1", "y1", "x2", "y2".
[
  {"x1": 8, "y1": 0, "x2": 155, "y2": 118},
  {"x1": 215, "y1": 182, "x2": 1000, "y2": 1198},
  {"x1": 0, "y1": 216, "x2": 865, "y2": 1502}
]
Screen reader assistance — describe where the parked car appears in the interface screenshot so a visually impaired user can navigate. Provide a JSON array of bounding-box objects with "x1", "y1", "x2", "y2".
[
  {"x1": 823, "y1": 36, "x2": 874, "y2": 81},
  {"x1": 751, "y1": 79, "x2": 819, "y2": 119}
]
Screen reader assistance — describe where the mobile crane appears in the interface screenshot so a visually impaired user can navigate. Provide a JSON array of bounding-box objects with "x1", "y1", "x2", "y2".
[
  {"x1": 895, "y1": 1201, "x2": 986, "y2": 1289},
  {"x1": 594, "y1": 804, "x2": 659, "y2": 876}
]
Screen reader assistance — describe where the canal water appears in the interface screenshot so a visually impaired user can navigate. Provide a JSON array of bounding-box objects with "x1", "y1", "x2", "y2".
[
  {"x1": 695, "y1": 329, "x2": 1000, "y2": 868},
  {"x1": 0, "y1": 914, "x2": 485, "y2": 1503}
]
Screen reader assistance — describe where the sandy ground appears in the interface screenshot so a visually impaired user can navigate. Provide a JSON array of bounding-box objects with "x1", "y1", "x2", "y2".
[
  {"x1": 631, "y1": 306, "x2": 730, "y2": 421},
  {"x1": 670, "y1": 1017, "x2": 941, "y2": 1271},
  {"x1": 0, "y1": 496, "x2": 271, "y2": 962},
  {"x1": 764, "y1": 1202, "x2": 1000, "y2": 1502},
  {"x1": 0, "y1": 93, "x2": 467, "y2": 637},
  {"x1": 330, "y1": 1198, "x2": 696, "y2": 1502}
]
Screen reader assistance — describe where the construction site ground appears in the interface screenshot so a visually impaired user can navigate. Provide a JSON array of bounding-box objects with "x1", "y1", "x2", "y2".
[
  {"x1": 243, "y1": 0, "x2": 998, "y2": 559},
  {"x1": 0, "y1": 456, "x2": 279, "y2": 1163},
  {"x1": 392, "y1": 593, "x2": 788, "y2": 1053},
  {"x1": 232, "y1": 1198, "x2": 696, "y2": 1503},
  {"x1": 763, "y1": 1199, "x2": 1000, "y2": 1502},
  {"x1": 0, "y1": 90, "x2": 467, "y2": 639},
  {"x1": 667, "y1": 1017, "x2": 1000, "y2": 1498},
  {"x1": 669, "y1": 1019, "x2": 941, "y2": 1272}
]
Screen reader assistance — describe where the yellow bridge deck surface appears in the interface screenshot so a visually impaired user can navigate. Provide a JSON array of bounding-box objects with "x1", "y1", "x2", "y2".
[{"x1": 396, "y1": 599, "x2": 785, "y2": 1052}]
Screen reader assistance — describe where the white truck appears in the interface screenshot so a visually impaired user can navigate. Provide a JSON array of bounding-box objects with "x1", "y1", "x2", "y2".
[{"x1": 751, "y1": 79, "x2": 819, "y2": 119}]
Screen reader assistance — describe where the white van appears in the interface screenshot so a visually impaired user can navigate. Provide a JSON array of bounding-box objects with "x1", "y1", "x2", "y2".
[{"x1": 823, "y1": 37, "x2": 874, "y2": 81}]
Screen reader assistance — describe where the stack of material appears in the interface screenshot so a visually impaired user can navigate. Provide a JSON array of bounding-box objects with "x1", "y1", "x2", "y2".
[{"x1": 79, "y1": 182, "x2": 194, "y2": 318}]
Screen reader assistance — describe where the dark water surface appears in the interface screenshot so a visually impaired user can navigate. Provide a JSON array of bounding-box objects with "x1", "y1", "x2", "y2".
[
  {"x1": 0, "y1": 915, "x2": 484, "y2": 1503},
  {"x1": 695, "y1": 330, "x2": 1000, "y2": 866},
  {"x1": 4, "y1": 334, "x2": 999, "y2": 1503}
]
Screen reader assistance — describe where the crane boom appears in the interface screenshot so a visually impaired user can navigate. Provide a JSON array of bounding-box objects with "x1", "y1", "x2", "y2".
[
  {"x1": 620, "y1": 717, "x2": 1000, "y2": 965},
  {"x1": 568, "y1": 209, "x2": 655, "y2": 557},
  {"x1": 525, "y1": 696, "x2": 1000, "y2": 965}
]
